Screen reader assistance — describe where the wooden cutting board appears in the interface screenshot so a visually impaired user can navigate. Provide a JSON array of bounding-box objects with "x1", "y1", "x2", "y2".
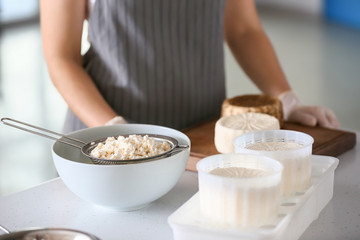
[{"x1": 183, "y1": 119, "x2": 357, "y2": 172}]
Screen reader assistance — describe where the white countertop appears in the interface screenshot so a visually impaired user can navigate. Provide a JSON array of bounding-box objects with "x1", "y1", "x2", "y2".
[{"x1": 0, "y1": 133, "x2": 359, "y2": 240}]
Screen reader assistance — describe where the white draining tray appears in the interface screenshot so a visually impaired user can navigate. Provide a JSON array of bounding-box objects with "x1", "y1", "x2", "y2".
[{"x1": 168, "y1": 155, "x2": 339, "y2": 240}]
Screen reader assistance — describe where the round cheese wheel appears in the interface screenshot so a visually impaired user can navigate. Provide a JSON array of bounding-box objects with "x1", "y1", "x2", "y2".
[
  {"x1": 214, "y1": 112, "x2": 280, "y2": 153},
  {"x1": 221, "y1": 94, "x2": 283, "y2": 127}
]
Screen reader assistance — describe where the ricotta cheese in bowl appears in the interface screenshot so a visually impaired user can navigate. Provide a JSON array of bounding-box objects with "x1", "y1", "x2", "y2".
[{"x1": 89, "y1": 134, "x2": 172, "y2": 160}]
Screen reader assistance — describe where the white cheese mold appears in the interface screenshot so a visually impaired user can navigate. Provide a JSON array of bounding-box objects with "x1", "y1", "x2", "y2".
[
  {"x1": 233, "y1": 129, "x2": 314, "y2": 198},
  {"x1": 196, "y1": 153, "x2": 283, "y2": 228}
]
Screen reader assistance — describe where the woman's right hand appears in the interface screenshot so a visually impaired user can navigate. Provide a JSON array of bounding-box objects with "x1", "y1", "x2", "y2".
[
  {"x1": 40, "y1": 0, "x2": 118, "y2": 127},
  {"x1": 105, "y1": 116, "x2": 128, "y2": 125}
]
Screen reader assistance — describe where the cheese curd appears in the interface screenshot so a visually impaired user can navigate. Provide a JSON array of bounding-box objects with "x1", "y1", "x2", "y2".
[
  {"x1": 214, "y1": 113, "x2": 280, "y2": 153},
  {"x1": 210, "y1": 166, "x2": 269, "y2": 178},
  {"x1": 90, "y1": 135, "x2": 171, "y2": 160},
  {"x1": 245, "y1": 142, "x2": 303, "y2": 151}
]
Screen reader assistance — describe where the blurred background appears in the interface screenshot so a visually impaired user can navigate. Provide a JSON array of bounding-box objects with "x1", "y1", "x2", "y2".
[{"x1": 0, "y1": 0, "x2": 359, "y2": 197}]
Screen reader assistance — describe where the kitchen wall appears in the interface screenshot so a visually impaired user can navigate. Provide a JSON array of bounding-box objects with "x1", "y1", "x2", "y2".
[{"x1": 256, "y1": 0, "x2": 323, "y2": 16}]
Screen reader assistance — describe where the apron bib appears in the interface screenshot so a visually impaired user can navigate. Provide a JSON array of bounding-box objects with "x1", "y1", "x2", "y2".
[{"x1": 64, "y1": 0, "x2": 226, "y2": 133}]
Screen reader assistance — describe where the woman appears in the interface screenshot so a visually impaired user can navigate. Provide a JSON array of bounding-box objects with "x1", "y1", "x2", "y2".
[{"x1": 40, "y1": 0, "x2": 339, "y2": 133}]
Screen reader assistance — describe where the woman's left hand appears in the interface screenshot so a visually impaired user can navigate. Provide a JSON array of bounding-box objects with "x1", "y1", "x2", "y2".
[{"x1": 279, "y1": 91, "x2": 340, "y2": 129}]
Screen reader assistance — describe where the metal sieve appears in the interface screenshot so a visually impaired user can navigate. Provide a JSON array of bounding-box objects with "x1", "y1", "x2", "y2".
[{"x1": 1, "y1": 118, "x2": 189, "y2": 165}]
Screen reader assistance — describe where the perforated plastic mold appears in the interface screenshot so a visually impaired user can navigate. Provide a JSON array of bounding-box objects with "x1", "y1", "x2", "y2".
[{"x1": 168, "y1": 155, "x2": 339, "y2": 240}]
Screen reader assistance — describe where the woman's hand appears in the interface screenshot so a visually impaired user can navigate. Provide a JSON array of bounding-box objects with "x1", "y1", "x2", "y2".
[
  {"x1": 105, "y1": 116, "x2": 128, "y2": 125},
  {"x1": 279, "y1": 91, "x2": 340, "y2": 129}
]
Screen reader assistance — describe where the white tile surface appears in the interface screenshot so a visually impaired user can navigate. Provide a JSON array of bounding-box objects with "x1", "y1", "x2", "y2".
[{"x1": 1, "y1": 8, "x2": 360, "y2": 197}]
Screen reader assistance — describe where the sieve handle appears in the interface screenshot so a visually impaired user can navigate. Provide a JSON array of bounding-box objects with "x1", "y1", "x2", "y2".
[
  {"x1": 1, "y1": 117, "x2": 86, "y2": 149},
  {"x1": 176, "y1": 144, "x2": 189, "y2": 149},
  {"x1": 166, "y1": 144, "x2": 189, "y2": 157},
  {"x1": 0, "y1": 224, "x2": 10, "y2": 234}
]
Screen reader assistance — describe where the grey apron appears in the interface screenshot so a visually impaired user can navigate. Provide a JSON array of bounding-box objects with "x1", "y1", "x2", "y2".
[{"x1": 63, "y1": 0, "x2": 226, "y2": 133}]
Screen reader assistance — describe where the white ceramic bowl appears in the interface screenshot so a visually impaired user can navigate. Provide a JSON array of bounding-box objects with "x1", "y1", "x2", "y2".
[{"x1": 52, "y1": 124, "x2": 190, "y2": 211}]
